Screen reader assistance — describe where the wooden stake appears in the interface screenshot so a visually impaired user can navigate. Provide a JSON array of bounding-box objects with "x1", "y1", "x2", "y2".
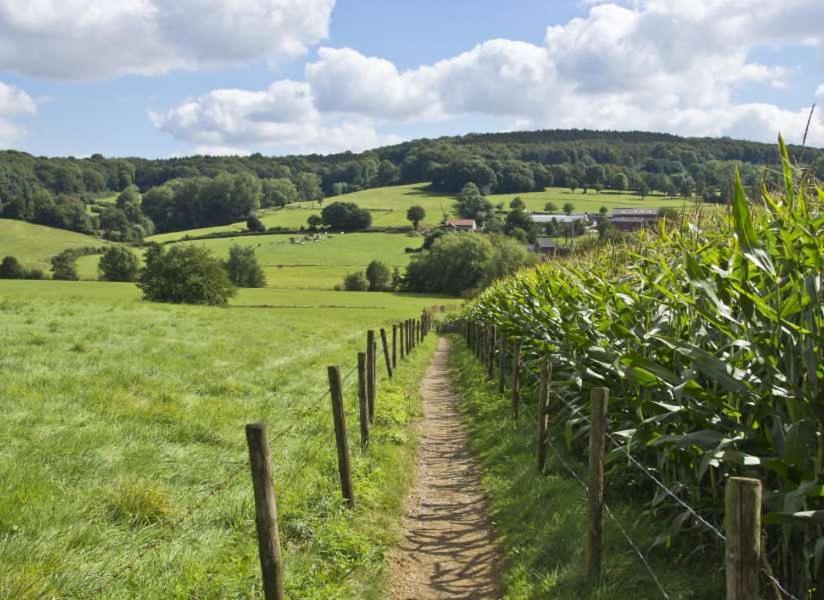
[
  {"x1": 511, "y1": 340, "x2": 521, "y2": 419},
  {"x1": 367, "y1": 330, "x2": 376, "y2": 422},
  {"x1": 245, "y1": 422, "x2": 285, "y2": 600},
  {"x1": 392, "y1": 323, "x2": 397, "y2": 368},
  {"x1": 487, "y1": 326, "x2": 496, "y2": 380},
  {"x1": 380, "y1": 328, "x2": 392, "y2": 379},
  {"x1": 585, "y1": 387, "x2": 608, "y2": 578},
  {"x1": 537, "y1": 358, "x2": 551, "y2": 472},
  {"x1": 498, "y1": 336, "x2": 506, "y2": 395},
  {"x1": 399, "y1": 321, "x2": 405, "y2": 360},
  {"x1": 357, "y1": 352, "x2": 369, "y2": 448},
  {"x1": 327, "y1": 366, "x2": 354, "y2": 506},
  {"x1": 725, "y1": 477, "x2": 762, "y2": 600}
]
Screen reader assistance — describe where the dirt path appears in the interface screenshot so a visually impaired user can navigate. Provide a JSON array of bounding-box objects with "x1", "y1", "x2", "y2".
[{"x1": 390, "y1": 337, "x2": 501, "y2": 600}]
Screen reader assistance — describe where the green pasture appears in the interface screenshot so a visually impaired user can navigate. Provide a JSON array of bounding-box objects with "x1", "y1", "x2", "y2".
[
  {"x1": 178, "y1": 232, "x2": 423, "y2": 290},
  {"x1": 0, "y1": 219, "x2": 107, "y2": 272},
  {"x1": 489, "y1": 188, "x2": 691, "y2": 214},
  {"x1": 0, "y1": 280, "x2": 446, "y2": 598}
]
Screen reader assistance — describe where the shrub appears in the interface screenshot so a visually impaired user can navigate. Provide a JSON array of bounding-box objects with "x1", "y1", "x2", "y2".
[
  {"x1": 246, "y1": 213, "x2": 266, "y2": 232},
  {"x1": 365, "y1": 260, "x2": 391, "y2": 291},
  {"x1": 98, "y1": 246, "x2": 140, "y2": 282},
  {"x1": 321, "y1": 201, "x2": 372, "y2": 231},
  {"x1": 406, "y1": 205, "x2": 425, "y2": 230},
  {"x1": 50, "y1": 250, "x2": 79, "y2": 281},
  {"x1": 0, "y1": 256, "x2": 26, "y2": 279},
  {"x1": 342, "y1": 271, "x2": 368, "y2": 291},
  {"x1": 138, "y1": 244, "x2": 236, "y2": 305},
  {"x1": 225, "y1": 244, "x2": 266, "y2": 288}
]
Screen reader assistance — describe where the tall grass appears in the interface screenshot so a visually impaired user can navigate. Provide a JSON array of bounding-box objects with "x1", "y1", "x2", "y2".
[{"x1": 462, "y1": 138, "x2": 822, "y2": 597}]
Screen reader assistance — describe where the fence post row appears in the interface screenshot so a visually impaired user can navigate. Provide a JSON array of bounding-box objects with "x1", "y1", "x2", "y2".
[
  {"x1": 585, "y1": 387, "x2": 609, "y2": 579},
  {"x1": 327, "y1": 366, "x2": 355, "y2": 507},
  {"x1": 537, "y1": 358, "x2": 551, "y2": 473},
  {"x1": 245, "y1": 423, "x2": 286, "y2": 600},
  {"x1": 510, "y1": 340, "x2": 521, "y2": 419},
  {"x1": 725, "y1": 477, "x2": 762, "y2": 600},
  {"x1": 380, "y1": 328, "x2": 393, "y2": 379},
  {"x1": 357, "y1": 352, "x2": 369, "y2": 448},
  {"x1": 366, "y1": 330, "x2": 376, "y2": 422}
]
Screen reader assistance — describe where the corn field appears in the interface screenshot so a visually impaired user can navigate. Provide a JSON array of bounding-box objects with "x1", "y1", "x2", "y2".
[{"x1": 461, "y1": 138, "x2": 823, "y2": 597}]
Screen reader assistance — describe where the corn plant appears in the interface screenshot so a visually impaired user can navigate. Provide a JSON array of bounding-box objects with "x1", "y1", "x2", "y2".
[{"x1": 464, "y1": 138, "x2": 823, "y2": 596}]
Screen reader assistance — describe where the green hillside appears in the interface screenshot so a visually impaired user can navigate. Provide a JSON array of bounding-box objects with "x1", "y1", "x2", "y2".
[
  {"x1": 147, "y1": 183, "x2": 688, "y2": 244},
  {"x1": 0, "y1": 219, "x2": 107, "y2": 272}
]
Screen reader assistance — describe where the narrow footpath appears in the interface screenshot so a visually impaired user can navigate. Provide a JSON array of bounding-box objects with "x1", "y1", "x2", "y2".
[{"x1": 390, "y1": 337, "x2": 502, "y2": 600}]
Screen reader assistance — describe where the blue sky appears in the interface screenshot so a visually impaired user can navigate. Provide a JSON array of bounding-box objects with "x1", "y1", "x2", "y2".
[{"x1": 0, "y1": 0, "x2": 821, "y2": 158}]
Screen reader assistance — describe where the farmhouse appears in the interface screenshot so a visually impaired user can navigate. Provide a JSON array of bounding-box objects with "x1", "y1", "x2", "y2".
[
  {"x1": 530, "y1": 213, "x2": 591, "y2": 225},
  {"x1": 444, "y1": 218, "x2": 478, "y2": 231},
  {"x1": 609, "y1": 208, "x2": 660, "y2": 231},
  {"x1": 533, "y1": 238, "x2": 571, "y2": 258}
]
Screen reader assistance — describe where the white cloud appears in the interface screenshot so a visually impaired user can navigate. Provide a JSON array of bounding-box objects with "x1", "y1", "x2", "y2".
[
  {"x1": 0, "y1": 81, "x2": 36, "y2": 147},
  {"x1": 0, "y1": 0, "x2": 335, "y2": 80},
  {"x1": 153, "y1": 0, "x2": 824, "y2": 153},
  {"x1": 150, "y1": 81, "x2": 400, "y2": 154}
]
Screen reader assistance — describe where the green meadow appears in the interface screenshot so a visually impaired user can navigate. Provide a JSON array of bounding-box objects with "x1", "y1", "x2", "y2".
[
  {"x1": 0, "y1": 280, "x2": 447, "y2": 598},
  {"x1": 146, "y1": 183, "x2": 688, "y2": 245},
  {"x1": 0, "y1": 219, "x2": 107, "y2": 272}
]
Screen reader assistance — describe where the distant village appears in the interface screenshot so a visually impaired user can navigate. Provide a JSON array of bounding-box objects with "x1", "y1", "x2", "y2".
[{"x1": 443, "y1": 207, "x2": 663, "y2": 258}]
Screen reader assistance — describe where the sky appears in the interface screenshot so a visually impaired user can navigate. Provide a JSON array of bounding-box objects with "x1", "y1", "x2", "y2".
[{"x1": 0, "y1": 0, "x2": 822, "y2": 158}]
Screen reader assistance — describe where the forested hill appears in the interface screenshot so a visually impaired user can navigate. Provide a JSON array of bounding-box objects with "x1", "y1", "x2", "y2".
[{"x1": 1, "y1": 129, "x2": 821, "y2": 239}]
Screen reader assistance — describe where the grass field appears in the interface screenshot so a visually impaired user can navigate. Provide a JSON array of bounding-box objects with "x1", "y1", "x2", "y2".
[
  {"x1": 176, "y1": 232, "x2": 423, "y2": 290},
  {"x1": 0, "y1": 280, "x2": 446, "y2": 598},
  {"x1": 490, "y1": 188, "x2": 690, "y2": 213},
  {"x1": 147, "y1": 184, "x2": 691, "y2": 245},
  {"x1": 447, "y1": 340, "x2": 723, "y2": 599},
  {"x1": 0, "y1": 219, "x2": 107, "y2": 272}
]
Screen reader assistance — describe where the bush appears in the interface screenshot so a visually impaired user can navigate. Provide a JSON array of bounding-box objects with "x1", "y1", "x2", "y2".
[
  {"x1": 138, "y1": 244, "x2": 236, "y2": 305},
  {"x1": 246, "y1": 213, "x2": 266, "y2": 232},
  {"x1": 225, "y1": 244, "x2": 266, "y2": 288},
  {"x1": 321, "y1": 201, "x2": 372, "y2": 231},
  {"x1": 404, "y1": 232, "x2": 534, "y2": 295},
  {"x1": 51, "y1": 250, "x2": 79, "y2": 281},
  {"x1": 342, "y1": 271, "x2": 368, "y2": 291},
  {"x1": 365, "y1": 260, "x2": 390, "y2": 291},
  {"x1": 98, "y1": 246, "x2": 140, "y2": 282},
  {"x1": 0, "y1": 256, "x2": 27, "y2": 279}
]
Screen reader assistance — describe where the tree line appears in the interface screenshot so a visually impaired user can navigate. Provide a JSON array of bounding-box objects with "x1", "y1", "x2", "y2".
[{"x1": 1, "y1": 129, "x2": 820, "y2": 238}]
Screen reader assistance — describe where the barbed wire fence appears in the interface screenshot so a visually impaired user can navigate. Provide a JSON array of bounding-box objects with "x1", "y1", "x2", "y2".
[{"x1": 463, "y1": 322, "x2": 798, "y2": 600}]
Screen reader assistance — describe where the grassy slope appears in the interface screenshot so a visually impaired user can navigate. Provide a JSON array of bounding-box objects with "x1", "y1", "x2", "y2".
[
  {"x1": 447, "y1": 338, "x2": 723, "y2": 599},
  {"x1": 489, "y1": 188, "x2": 689, "y2": 213},
  {"x1": 177, "y1": 232, "x2": 423, "y2": 290},
  {"x1": 0, "y1": 219, "x2": 107, "y2": 271},
  {"x1": 147, "y1": 184, "x2": 690, "y2": 245},
  {"x1": 0, "y1": 280, "x2": 441, "y2": 598}
]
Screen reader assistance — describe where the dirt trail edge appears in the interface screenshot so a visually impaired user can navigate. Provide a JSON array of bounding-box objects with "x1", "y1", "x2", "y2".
[{"x1": 390, "y1": 337, "x2": 502, "y2": 600}]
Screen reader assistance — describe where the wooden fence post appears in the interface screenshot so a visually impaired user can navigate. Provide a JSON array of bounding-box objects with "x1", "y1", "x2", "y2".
[
  {"x1": 327, "y1": 366, "x2": 354, "y2": 506},
  {"x1": 245, "y1": 423, "x2": 285, "y2": 600},
  {"x1": 357, "y1": 352, "x2": 369, "y2": 448},
  {"x1": 380, "y1": 328, "x2": 393, "y2": 379},
  {"x1": 498, "y1": 336, "x2": 506, "y2": 395},
  {"x1": 392, "y1": 323, "x2": 397, "y2": 368},
  {"x1": 725, "y1": 477, "x2": 762, "y2": 600},
  {"x1": 487, "y1": 326, "x2": 496, "y2": 380},
  {"x1": 406, "y1": 319, "x2": 412, "y2": 353},
  {"x1": 399, "y1": 321, "x2": 405, "y2": 360},
  {"x1": 537, "y1": 358, "x2": 551, "y2": 472},
  {"x1": 511, "y1": 340, "x2": 521, "y2": 419},
  {"x1": 367, "y1": 330, "x2": 376, "y2": 422},
  {"x1": 585, "y1": 387, "x2": 609, "y2": 579}
]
